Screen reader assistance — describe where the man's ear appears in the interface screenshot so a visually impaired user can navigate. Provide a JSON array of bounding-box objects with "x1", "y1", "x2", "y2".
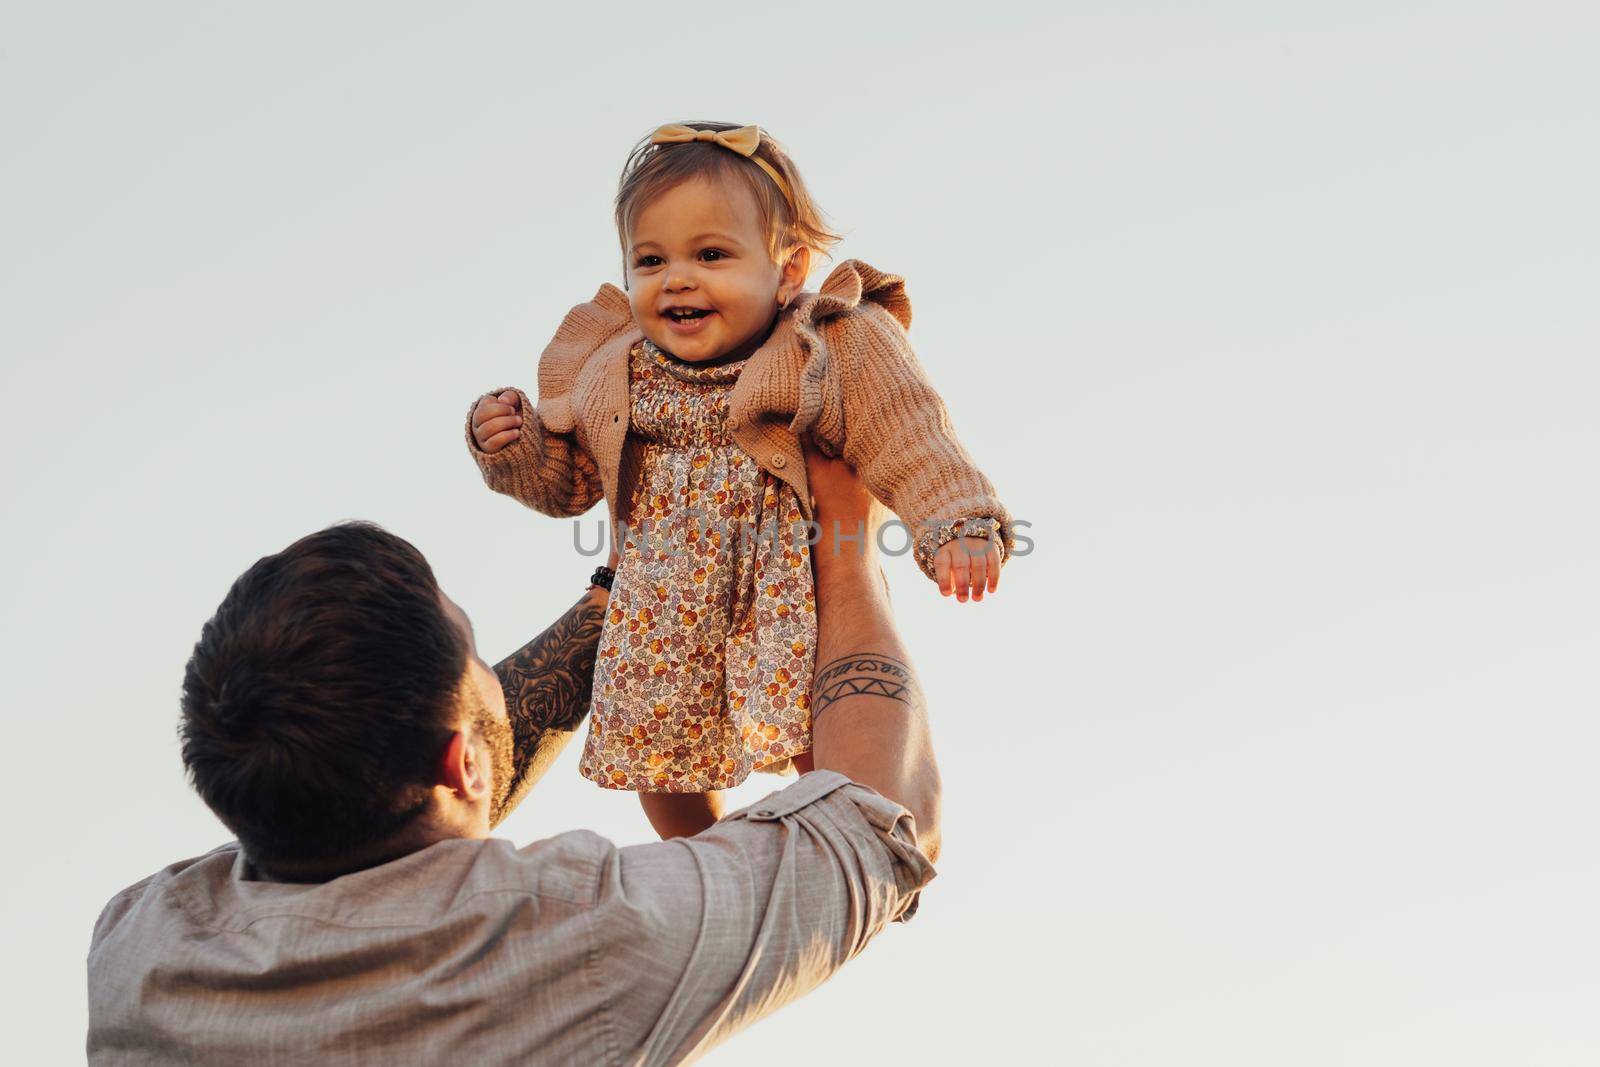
[{"x1": 437, "y1": 729, "x2": 490, "y2": 800}]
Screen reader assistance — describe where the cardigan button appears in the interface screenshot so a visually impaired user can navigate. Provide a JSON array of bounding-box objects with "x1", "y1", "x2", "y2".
[{"x1": 770, "y1": 453, "x2": 787, "y2": 469}]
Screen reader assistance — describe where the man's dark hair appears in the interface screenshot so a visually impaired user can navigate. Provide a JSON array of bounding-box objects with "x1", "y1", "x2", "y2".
[{"x1": 179, "y1": 521, "x2": 468, "y2": 873}]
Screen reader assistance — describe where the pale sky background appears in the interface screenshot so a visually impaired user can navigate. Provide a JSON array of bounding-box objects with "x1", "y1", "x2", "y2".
[{"x1": 3, "y1": 2, "x2": 1596, "y2": 1063}]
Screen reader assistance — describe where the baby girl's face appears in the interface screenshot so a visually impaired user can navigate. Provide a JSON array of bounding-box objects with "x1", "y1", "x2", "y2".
[{"x1": 626, "y1": 176, "x2": 790, "y2": 364}]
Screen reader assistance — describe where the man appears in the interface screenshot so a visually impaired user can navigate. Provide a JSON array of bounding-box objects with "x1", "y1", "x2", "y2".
[{"x1": 88, "y1": 449, "x2": 943, "y2": 1065}]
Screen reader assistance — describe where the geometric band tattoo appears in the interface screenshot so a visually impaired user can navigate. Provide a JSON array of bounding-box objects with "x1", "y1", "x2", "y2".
[{"x1": 813, "y1": 654, "x2": 918, "y2": 720}]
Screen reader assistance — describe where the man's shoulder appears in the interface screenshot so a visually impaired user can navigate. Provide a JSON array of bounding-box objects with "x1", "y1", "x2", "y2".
[
  {"x1": 476, "y1": 827, "x2": 620, "y2": 904},
  {"x1": 88, "y1": 832, "x2": 620, "y2": 946},
  {"x1": 89, "y1": 843, "x2": 241, "y2": 953},
  {"x1": 86, "y1": 834, "x2": 633, "y2": 1061}
]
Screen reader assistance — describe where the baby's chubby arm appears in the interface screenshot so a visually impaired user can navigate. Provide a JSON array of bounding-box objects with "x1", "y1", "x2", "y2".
[{"x1": 466, "y1": 387, "x2": 604, "y2": 518}]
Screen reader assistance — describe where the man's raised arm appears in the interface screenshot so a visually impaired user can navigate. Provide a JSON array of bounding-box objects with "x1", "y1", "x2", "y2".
[
  {"x1": 806, "y1": 447, "x2": 943, "y2": 862},
  {"x1": 491, "y1": 583, "x2": 608, "y2": 822},
  {"x1": 593, "y1": 450, "x2": 943, "y2": 1062}
]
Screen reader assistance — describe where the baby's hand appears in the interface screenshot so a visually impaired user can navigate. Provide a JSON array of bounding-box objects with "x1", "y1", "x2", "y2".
[
  {"x1": 934, "y1": 536, "x2": 1002, "y2": 603},
  {"x1": 472, "y1": 391, "x2": 523, "y2": 453}
]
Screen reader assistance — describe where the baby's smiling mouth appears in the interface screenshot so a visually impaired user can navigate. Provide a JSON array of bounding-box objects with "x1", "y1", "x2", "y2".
[{"x1": 665, "y1": 307, "x2": 714, "y2": 322}]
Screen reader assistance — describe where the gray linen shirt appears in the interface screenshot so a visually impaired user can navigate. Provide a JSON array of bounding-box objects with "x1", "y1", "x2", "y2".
[{"x1": 87, "y1": 770, "x2": 935, "y2": 1065}]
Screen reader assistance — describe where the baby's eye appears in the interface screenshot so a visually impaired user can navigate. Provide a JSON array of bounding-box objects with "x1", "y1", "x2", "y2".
[
  {"x1": 635, "y1": 255, "x2": 661, "y2": 267},
  {"x1": 700, "y1": 249, "x2": 726, "y2": 261}
]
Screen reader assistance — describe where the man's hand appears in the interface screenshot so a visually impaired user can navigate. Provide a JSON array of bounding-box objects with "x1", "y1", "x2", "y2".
[
  {"x1": 591, "y1": 541, "x2": 620, "y2": 587},
  {"x1": 805, "y1": 441, "x2": 882, "y2": 529},
  {"x1": 472, "y1": 391, "x2": 524, "y2": 453},
  {"x1": 804, "y1": 439, "x2": 889, "y2": 591}
]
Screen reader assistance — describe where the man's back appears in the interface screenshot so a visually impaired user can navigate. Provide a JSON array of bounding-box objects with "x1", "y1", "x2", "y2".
[{"x1": 88, "y1": 771, "x2": 933, "y2": 1066}]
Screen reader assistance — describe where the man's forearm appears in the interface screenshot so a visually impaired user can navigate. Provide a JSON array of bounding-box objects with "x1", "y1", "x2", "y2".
[
  {"x1": 809, "y1": 532, "x2": 942, "y2": 862},
  {"x1": 492, "y1": 586, "x2": 607, "y2": 820}
]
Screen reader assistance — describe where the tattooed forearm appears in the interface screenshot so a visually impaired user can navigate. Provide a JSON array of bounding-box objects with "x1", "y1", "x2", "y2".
[
  {"x1": 813, "y1": 654, "x2": 918, "y2": 721},
  {"x1": 491, "y1": 590, "x2": 607, "y2": 819}
]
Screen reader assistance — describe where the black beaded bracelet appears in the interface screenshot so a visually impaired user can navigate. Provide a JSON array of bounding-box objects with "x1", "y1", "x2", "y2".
[{"x1": 589, "y1": 565, "x2": 616, "y2": 592}]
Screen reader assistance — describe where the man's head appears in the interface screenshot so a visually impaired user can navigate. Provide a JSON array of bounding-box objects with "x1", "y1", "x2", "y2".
[{"x1": 178, "y1": 522, "x2": 515, "y2": 880}]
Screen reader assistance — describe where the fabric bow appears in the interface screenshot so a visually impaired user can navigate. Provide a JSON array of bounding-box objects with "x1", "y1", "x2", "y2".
[
  {"x1": 649, "y1": 123, "x2": 793, "y2": 205},
  {"x1": 651, "y1": 122, "x2": 761, "y2": 155}
]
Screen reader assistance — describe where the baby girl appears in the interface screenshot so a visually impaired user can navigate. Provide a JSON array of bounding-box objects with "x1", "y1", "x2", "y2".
[{"x1": 468, "y1": 121, "x2": 1013, "y2": 839}]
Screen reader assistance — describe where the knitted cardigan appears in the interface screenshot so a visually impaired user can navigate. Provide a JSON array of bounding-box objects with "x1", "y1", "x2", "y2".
[{"x1": 466, "y1": 259, "x2": 1012, "y2": 579}]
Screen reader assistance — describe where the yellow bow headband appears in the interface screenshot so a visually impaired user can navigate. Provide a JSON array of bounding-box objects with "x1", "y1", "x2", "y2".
[{"x1": 649, "y1": 123, "x2": 795, "y2": 207}]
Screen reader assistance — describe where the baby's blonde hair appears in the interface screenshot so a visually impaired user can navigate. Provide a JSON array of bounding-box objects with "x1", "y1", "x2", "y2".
[{"x1": 613, "y1": 120, "x2": 843, "y2": 278}]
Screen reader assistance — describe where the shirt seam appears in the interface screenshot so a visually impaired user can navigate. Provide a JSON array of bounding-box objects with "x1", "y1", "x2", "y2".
[
  {"x1": 581, "y1": 902, "x2": 621, "y2": 1066},
  {"x1": 726, "y1": 769, "x2": 852, "y2": 821},
  {"x1": 167, "y1": 885, "x2": 593, "y2": 934}
]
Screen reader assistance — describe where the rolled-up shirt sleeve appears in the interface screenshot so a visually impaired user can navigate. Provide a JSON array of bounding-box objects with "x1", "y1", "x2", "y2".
[{"x1": 594, "y1": 770, "x2": 936, "y2": 1064}]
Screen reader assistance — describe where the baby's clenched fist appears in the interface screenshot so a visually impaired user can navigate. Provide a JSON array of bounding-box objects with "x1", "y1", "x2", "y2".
[{"x1": 472, "y1": 391, "x2": 523, "y2": 454}]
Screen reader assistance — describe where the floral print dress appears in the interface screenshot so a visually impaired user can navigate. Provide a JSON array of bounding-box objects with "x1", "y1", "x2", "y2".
[{"x1": 579, "y1": 338, "x2": 817, "y2": 793}]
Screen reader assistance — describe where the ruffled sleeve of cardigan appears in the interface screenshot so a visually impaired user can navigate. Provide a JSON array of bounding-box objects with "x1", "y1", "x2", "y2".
[
  {"x1": 464, "y1": 283, "x2": 633, "y2": 518},
  {"x1": 788, "y1": 259, "x2": 1014, "y2": 580}
]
